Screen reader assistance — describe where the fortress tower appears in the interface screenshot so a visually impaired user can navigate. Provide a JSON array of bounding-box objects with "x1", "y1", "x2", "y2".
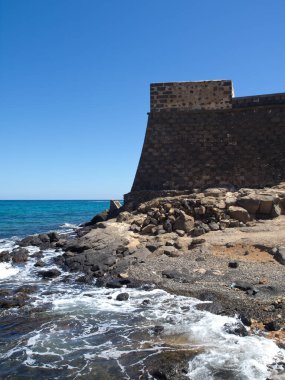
[{"x1": 125, "y1": 80, "x2": 285, "y2": 204}]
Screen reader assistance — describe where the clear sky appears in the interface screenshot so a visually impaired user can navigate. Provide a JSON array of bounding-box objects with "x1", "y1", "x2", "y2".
[{"x1": 1, "y1": 0, "x2": 285, "y2": 199}]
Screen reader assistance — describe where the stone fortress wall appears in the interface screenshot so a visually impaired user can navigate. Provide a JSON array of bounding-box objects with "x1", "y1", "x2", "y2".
[{"x1": 126, "y1": 80, "x2": 285, "y2": 203}]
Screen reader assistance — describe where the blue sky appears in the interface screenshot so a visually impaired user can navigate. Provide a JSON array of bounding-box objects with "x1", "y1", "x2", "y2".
[{"x1": 1, "y1": 0, "x2": 285, "y2": 199}]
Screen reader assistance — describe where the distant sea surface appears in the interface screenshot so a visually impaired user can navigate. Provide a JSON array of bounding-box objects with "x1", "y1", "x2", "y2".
[{"x1": 0, "y1": 200, "x2": 112, "y2": 239}]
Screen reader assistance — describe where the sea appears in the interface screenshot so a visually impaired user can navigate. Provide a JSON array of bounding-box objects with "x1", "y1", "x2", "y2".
[{"x1": 0, "y1": 200, "x2": 284, "y2": 379}]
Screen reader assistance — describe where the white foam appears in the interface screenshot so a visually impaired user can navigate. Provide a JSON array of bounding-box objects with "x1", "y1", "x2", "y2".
[
  {"x1": 59, "y1": 223, "x2": 78, "y2": 229},
  {"x1": 0, "y1": 262, "x2": 19, "y2": 279}
]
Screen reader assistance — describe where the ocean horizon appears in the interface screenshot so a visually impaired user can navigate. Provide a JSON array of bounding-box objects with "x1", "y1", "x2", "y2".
[{"x1": 0, "y1": 200, "x2": 116, "y2": 239}]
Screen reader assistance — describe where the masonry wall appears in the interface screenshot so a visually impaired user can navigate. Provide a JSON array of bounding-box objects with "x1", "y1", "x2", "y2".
[
  {"x1": 151, "y1": 80, "x2": 233, "y2": 111},
  {"x1": 130, "y1": 105, "x2": 285, "y2": 193}
]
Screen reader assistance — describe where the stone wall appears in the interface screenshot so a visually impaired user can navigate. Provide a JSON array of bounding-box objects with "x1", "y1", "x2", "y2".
[
  {"x1": 126, "y1": 81, "x2": 285, "y2": 203},
  {"x1": 150, "y1": 80, "x2": 233, "y2": 111}
]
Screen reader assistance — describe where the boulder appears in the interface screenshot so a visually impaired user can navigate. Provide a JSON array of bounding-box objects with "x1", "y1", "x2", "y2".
[
  {"x1": 237, "y1": 196, "x2": 260, "y2": 215},
  {"x1": 173, "y1": 211, "x2": 194, "y2": 234},
  {"x1": 47, "y1": 232, "x2": 60, "y2": 242},
  {"x1": 83, "y1": 210, "x2": 109, "y2": 226},
  {"x1": 18, "y1": 235, "x2": 43, "y2": 247},
  {"x1": 228, "y1": 206, "x2": 250, "y2": 223},
  {"x1": 38, "y1": 269, "x2": 61, "y2": 278},
  {"x1": 11, "y1": 248, "x2": 29, "y2": 263},
  {"x1": 0, "y1": 251, "x2": 11, "y2": 262},
  {"x1": 116, "y1": 292, "x2": 129, "y2": 301},
  {"x1": 258, "y1": 195, "x2": 274, "y2": 215}
]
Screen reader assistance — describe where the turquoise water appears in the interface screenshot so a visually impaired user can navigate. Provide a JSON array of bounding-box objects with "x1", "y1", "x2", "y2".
[{"x1": 0, "y1": 200, "x2": 111, "y2": 239}]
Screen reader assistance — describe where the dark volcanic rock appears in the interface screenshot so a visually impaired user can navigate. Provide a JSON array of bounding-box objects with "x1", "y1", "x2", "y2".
[
  {"x1": 64, "y1": 250, "x2": 117, "y2": 275},
  {"x1": 18, "y1": 233, "x2": 52, "y2": 249},
  {"x1": 162, "y1": 270, "x2": 194, "y2": 283},
  {"x1": 224, "y1": 322, "x2": 248, "y2": 336},
  {"x1": 64, "y1": 239, "x2": 93, "y2": 253},
  {"x1": 34, "y1": 260, "x2": 45, "y2": 267},
  {"x1": 11, "y1": 248, "x2": 29, "y2": 263},
  {"x1": 228, "y1": 261, "x2": 239, "y2": 268},
  {"x1": 0, "y1": 251, "x2": 11, "y2": 262},
  {"x1": 18, "y1": 235, "x2": 43, "y2": 247},
  {"x1": 116, "y1": 292, "x2": 129, "y2": 301},
  {"x1": 0, "y1": 293, "x2": 29, "y2": 309},
  {"x1": 264, "y1": 320, "x2": 280, "y2": 331},
  {"x1": 151, "y1": 325, "x2": 164, "y2": 335},
  {"x1": 47, "y1": 232, "x2": 60, "y2": 242},
  {"x1": 142, "y1": 350, "x2": 197, "y2": 380},
  {"x1": 15, "y1": 285, "x2": 38, "y2": 294},
  {"x1": 38, "y1": 269, "x2": 61, "y2": 278},
  {"x1": 83, "y1": 210, "x2": 109, "y2": 227}
]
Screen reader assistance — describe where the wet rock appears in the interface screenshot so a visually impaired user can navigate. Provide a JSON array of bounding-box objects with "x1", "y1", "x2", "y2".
[
  {"x1": 38, "y1": 234, "x2": 50, "y2": 245},
  {"x1": 143, "y1": 350, "x2": 196, "y2": 380},
  {"x1": 31, "y1": 250, "x2": 44, "y2": 259},
  {"x1": 142, "y1": 299, "x2": 150, "y2": 306},
  {"x1": 173, "y1": 211, "x2": 194, "y2": 234},
  {"x1": 0, "y1": 250, "x2": 11, "y2": 262},
  {"x1": 76, "y1": 274, "x2": 94, "y2": 284},
  {"x1": 38, "y1": 269, "x2": 61, "y2": 278},
  {"x1": 151, "y1": 325, "x2": 164, "y2": 335},
  {"x1": 116, "y1": 292, "x2": 129, "y2": 301},
  {"x1": 224, "y1": 322, "x2": 248, "y2": 336},
  {"x1": 228, "y1": 206, "x2": 250, "y2": 224},
  {"x1": 34, "y1": 260, "x2": 45, "y2": 267},
  {"x1": 47, "y1": 232, "x2": 60, "y2": 242},
  {"x1": 15, "y1": 285, "x2": 38, "y2": 294},
  {"x1": 0, "y1": 293, "x2": 29, "y2": 309},
  {"x1": 18, "y1": 235, "x2": 43, "y2": 247},
  {"x1": 238, "y1": 314, "x2": 252, "y2": 326},
  {"x1": 11, "y1": 248, "x2": 29, "y2": 263}
]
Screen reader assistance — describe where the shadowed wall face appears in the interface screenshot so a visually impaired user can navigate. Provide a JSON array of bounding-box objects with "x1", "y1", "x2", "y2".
[{"x1": 130, "y1": 80, "x2": 285, "y2": 194}]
